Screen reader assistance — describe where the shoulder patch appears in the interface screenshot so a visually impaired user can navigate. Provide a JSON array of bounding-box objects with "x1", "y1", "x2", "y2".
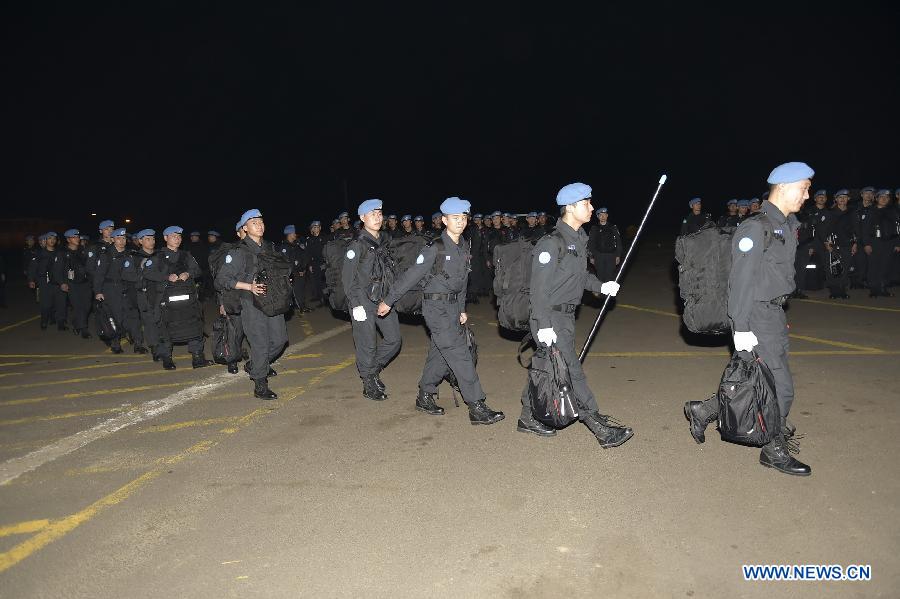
[
  {"x1": 225, "y1": 254, "x2": 233, "y2": 264},
  {"x1": 346, "y1": 249, "x2": 356, "y2": 260},
  {"x1": 123, "y1": 260, "x2": 130, "y2": 268},
  {"x1": 416, "y1": 254, "x2": 424, "y2": 264},
  {"x1": 281, "y1": 248, "x2": 287, "y2": 253},
  {"x1": 738, "y1": 237, "x2": 754, "y2": 252},
  {"x1": 538, "y1": 251, "x2": 552, "y2": 264},
  {"x1": 87, "y1": 251, "x2": 93, "y2": 257},
  {"x1": 145, "y1": 259, "x2": 152, "y2": 267}
]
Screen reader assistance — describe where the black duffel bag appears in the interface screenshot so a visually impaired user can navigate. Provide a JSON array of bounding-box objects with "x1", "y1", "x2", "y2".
[
  {"x1": 212, "y1": 314, "x2": 240, "y2": 364},
  {"x1": 529, "y1": 343, "x2": 578, "y2": 428},
  {"x1": 717, "y1": 351, "x2": 781, "y2": 446},
  {"x1": 94, "y1": 299, "x2": 120, "y2": 341},
  {"x1": 160, "y1": 280, "x2": 204, "y2": 343}
]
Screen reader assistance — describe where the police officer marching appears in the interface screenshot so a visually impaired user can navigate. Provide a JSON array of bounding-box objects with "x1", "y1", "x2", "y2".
[
  {"x1": 304, "y1": 220, "x2": 327, "y2": 307},
  {"x1": 342, "y1": 199, "x2": 402, "y2": 402},
  {"x1": 94, "y1": 228, "x2": 144, "y2": 353},
  {"x1": 680, "y1": 198, "x2": 713, "y2": 235},
  {"x1": 717, "y1": 199, "x2": 740, "y2": 227},
  {"x1": 379, "y1": 197, "x2": 505, "y2": 425},
  {"x1": 133, "y1": 229, "x2": 162, "y2": 360},
  {"x1": 140, "y1": 226, "x2": 211, "y2": 369},
  {"x1": 27, "y1": 232, "x2": 67, "y2": 330},
  {"x1": 216, "y1": 210, "x2": 289, "y2": 399},
  {"x1": 685, "y1": 161, "x2": 813, "y2": 476},
  {"x1": 824, "y1": 189, "x2": 854, "y2": 299},
  {"x1": 61, "y1": 229, "x2": 93, "y2": 338},
  {"x1": 588, "y1": 207, "x2": 622, "y2": 285},
  {"x1": 863, "y1": 189, "x2": 900, "y2": 297},
  {"x1": 279, "y1": 225, "x2": 311, "y2": 313},
  {"x1": 515, "y1": 183, "x2": 631, "y2": 446},
  {"x1": 397, "y1": 215, "x2": 415, "y2": 238}
]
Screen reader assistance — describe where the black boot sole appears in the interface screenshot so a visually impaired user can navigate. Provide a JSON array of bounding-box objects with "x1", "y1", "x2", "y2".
[
  {"x1": 470, "y1": 413, "x2": 505, "y2": 425},
  {"x1": 598, "y1": 428, "x2": 634, "y2": 448},
  {"x1": 683, "y1": 403, "x2": 706, "y2": 444},
  {"x1": 516, "y1": 420, "x2": 557, "y2": 437},
  {"x1": 759, "y1": 456, "x2": 811, "y2": 476},
  {"x1": 415, "y1": 405, "x2": 444, "y2": 416}
]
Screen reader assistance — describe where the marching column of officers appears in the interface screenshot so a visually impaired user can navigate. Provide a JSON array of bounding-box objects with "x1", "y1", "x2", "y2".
[{"x1": 680, "y1": 187, "x2": 900, "y2": 298}]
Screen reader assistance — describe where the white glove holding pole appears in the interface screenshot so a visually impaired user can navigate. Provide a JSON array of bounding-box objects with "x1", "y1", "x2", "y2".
[
  {"x1": 600, "y1": 281, "x2": 620, "y2": 297},
  {"x1": 351, "y1": 306, "x2": 367, "y2": 322},
  {"x1": 733, "y1": 331, "x2": 758, "y2": 352},
  {"x1": 536, "y1": 328, "x2": 557, "y2": 346}
]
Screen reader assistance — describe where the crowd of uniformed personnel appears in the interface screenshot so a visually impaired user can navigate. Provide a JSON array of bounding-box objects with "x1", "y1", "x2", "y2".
[{"x1": 680, "y1": 187, "x2": 900, "y2": 299}]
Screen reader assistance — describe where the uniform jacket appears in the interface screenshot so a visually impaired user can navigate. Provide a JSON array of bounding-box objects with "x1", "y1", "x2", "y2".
[{"x1": 384, "y1": 230, "x2": 470, "y2": 316}]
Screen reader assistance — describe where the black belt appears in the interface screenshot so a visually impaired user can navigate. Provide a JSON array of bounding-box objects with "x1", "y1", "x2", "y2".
[
  {"x1": 769, "y1": 295, "x2": 789, "y2": 306},
  {"x1": 551, "y1": 303, "x2": 577, "y2": 313},
  {"x1": 423, "y1": 292, "x2": 459, "y2": 302}
]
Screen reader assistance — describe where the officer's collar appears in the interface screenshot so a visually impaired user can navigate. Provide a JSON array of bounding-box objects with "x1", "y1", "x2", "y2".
[
  {"x1": 555, "y1": 219, "x2": 582, "y2": 239},
  {"x1": 761, "y1": 200, "x2": 788, "y2": 224}
]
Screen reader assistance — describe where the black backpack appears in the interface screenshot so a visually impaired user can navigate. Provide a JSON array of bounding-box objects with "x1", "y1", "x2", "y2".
[
  {"x1": 208, "y1": 242, "x2": 242, "y2": 314},
  {"x1": 493, "y1": 232, "x2": 564, "y2": 332},
  {"x1": 387, "y1": 236, "x2": 467, "y2": 315},
  {"x1": 247, "y1": 244, "x2": 292, "y2": 317},
  {"x1": 323, "y1": 236, "x2": 356, "y2": 311},
  {"x1": 160, "y1": 279, "x2": 203, "y2": 342},
  {"x1": 212, "y1": 314, "x2": 241, "y2": 364},
  {"x1": 717, "y1": 351, "x2": 781, "y2": 446},
  {"x1": 674, "y1": 216, "x2": 774, "y2": 335},
  {"x1": 528, "y1": 344, "x2": 578, "y2": 428}
]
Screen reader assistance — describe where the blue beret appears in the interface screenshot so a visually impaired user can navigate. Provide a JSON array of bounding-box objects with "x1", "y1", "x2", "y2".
[
  {"x1": 337, "y1": 211, "x2": 349, "y2": 219},
  {"x1": 814, "y1": 190, "x2": 827, "y2": 198},
  {"x1": 309, "y1": 220, "x2": 321, "y2": 227},
  {"x1": 727, "y1": 199, "x2": 738, "y2": 206},
  {"x1": 861, "y1": 186, "x2": 875, "y2": 193},
  {"x1": 37, "y1": 233, "x2": 46, "y2": 241},
  {"x1": 237, "y1": 209, "x2": 262, "y2": 229},
  {"x1": 473, "y1": 213, "x2": 483, "y2": 219},
  {"x1": 876, "y1": 188, "x2": 890, "y2": 197},
  {"x1": 98, "y1": 220, "x2": 115, "y2": 230},
  {"x1": 387, "y1": 214, "x2": 397, "y2": 219},
  {"x1": 357, "y1": 199, "x2": 382, "y2": 216},
  {"x1": 283, "y1": 225, "x2": 296, "y2": 235},
  {"x1": 112, "y1": 228, "x2": 127, "y2": 237},
  {"x1": 596, "y1": 207, "x2": 608, "y2": 214},
  {"x1": 432, "y1": 212, "x2": 443, "y2": 219},
  {"x1": 527, "y1": 212, "x2": 538, "y2": 217},
  {"x1": 25, "y1": 234, "x2": 35, "y2": 240},
  {"x1": 538, "y1": 211, "x2": 547, "y2": 217},
  {"x1": 400, "y1": 214, "x2": 412, "y2": 222},
  {"x1": 163, "y1": 226, "x2": 183, "y2": 236},
  {"x1": 750, "y1": 197, "x2": 760, "y2": 204},
  {"x1": 440, "y1": 197, "x2": 471, "y2": 215},
  {"x1": 737, "y1": 200, "x2": 750, "y2": 207},
  {"x1": 207, "y1": 230, "x2": 220, "y2": 236},
  {"x1": 45, "y1": 231, "x2": 58, "y2": 239},
  {"x1": 688, "y1": 198, "x2": 701, "y2": 207},
  {"x1": 135, "y1": 228, "x2": 155, "y2": 239},
  {"x1": 235, "y1": 221, "x2": 242, "y2": 231},
  {"x1": 64, "y1": 228, "x2": 80, "y2": 238},
  {"x1": 556, "y1": 182, "x2": 592, "y2": 206},
  {"x1": 331, "y1": 218, "x2": 340, "y2": 225},
  {"x1": 414, "y1": 215, "x2": 424, "y2": 222},
  {"x1": 766, "y1": 161, "x2": 815, "y2": 184},
  {"x1": 490, "y1": 211, "x2": 502, "y2": 217},
  {"x1": 190, "y1": 231, "x2": 200, "y2": 236},
  {"x1": 502, "y1": 212, "x2": 512, "y2": 218},
  {"x1": 834, "y1": 189, "x2": 849, "y2": 197}
]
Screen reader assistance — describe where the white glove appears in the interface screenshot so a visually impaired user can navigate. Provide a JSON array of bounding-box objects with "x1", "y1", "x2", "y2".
[
  {"x1": 351, "y1": 306, "x2": 367, "y2": 322},
  {"x1": 536, "y1": 327, "x2": 557, "y2": 346},
  {"x1": 733, "y1": 331, "x2": 758, "y2": 352},
  {"x1": 600, "y1": 281, "x2": 620, "y2": 297}
]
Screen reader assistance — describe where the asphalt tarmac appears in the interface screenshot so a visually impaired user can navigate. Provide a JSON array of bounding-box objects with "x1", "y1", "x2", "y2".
[{"x1": 0, "y1": 243, "x2": 898, "y2": 598}]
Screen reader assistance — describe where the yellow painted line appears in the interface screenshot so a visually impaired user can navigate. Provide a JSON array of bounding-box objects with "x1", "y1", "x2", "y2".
[
  {"x1": 0, "y1": 407, "x2": 130, "y2": 427},
  {"x1": 618, "y1": 303, "x2": 679, "y2": 318},
  {"x1": 0, "y1": 316, "x2": 40, "y2": 333},
  {"x1": 0, "y1": 353, "x2": 190, "y2": 361},
  {"x1": 300, "y1": 319, "x2": 314, "y2": 337},
  {"x1": 795, "y1": 298, "x2": 900, "y2": 313},
  {"x1": 0, "y1": 367, "x2": 198, "y2": 392},
  {"x1": 0, "y1": 382, "x2": 185, "y2": 407},
  {"x1": 138, "y1": 416, "x2": 238, "y2": 434},
  {"x1": 0, "y1": 519, "x2": 49, "y2": 538},
  {"x1": 0, "y1": 360, "x2": 182, "y2": 380},
  {"x1": 787, "y1": 334, "x2": 884, "y2": 353},
  {"x1": 0, "y1": 362, "x2": 29, "y2": 368},
  {"x1": 282, "y1": 353, "x2": 324, "y2": 360},
  {"x1": 0, "y1": 357, "x2": 356, "y2": 572}
]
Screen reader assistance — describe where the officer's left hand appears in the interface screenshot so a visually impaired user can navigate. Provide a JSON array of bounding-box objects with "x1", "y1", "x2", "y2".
[
  {"x1": 615, "y1": 257, "x2": 620, "y2": 265},
  {"x1": 178, "y1": 272, "x2": 189, "y2": 281},
  {"x1": 600, "y1": 281, "x2": 620, "y2": 297},
  {"x1": 459, "y1": 312, "x2": 467, "y2": 325},
  {"x1": 168, "y1": 274, "x2": 178, "y2": 282},
  {"x1": 60, "y1": 283, "x2": 70, "y2": 292},
  {"x1": 377, "y1": 301, "x2": 391, "y2": 317}
]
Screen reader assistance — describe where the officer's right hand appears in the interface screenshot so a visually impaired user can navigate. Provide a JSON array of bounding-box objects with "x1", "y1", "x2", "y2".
[
  {"x1": 733, "y1": 331, "x2": 758, "y2": 352},
  {"x1": 219, "y1": 305, "x2": 226, "y2": 316},
  {"x1": 377, "y1": 302, "x2": 391, "y2": 317},
  {"x1": 352, "y1": 306, "x2": 367, "y2": 322},
  {"x1": 536, "y1": 328, "x2": 557, "y2": 346},
  {"x1": 95, "y1": 293, "x2": 104, "y2": 301},
  {"x1": 28, "y1": 281, "x2": 35, "y2": 289},
  {"x1": 168, "y1": 274, "x2": 179, "y2": 282},
  {"x1": 864, "y1": 244, "x2": 873, "y2": 255}
]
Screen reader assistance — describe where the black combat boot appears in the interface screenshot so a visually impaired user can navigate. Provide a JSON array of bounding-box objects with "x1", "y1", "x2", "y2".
[
  {"x1": 362, "y1": 376, "x2": 387, "y2": 401},
  {"x1": 192, "y1": 353, "x2": 212, "y2": 369},
  {"x1": 254, "y1": 378, "x2": 277, "y2": 400},
  {"x1": 759, "y1": 433, "x2": 811, "y2": 476},
  {"x1": 516, "y1": 407, "x2": 557, "y2": 437},
  {"x1": 133, "y1": 344, "x2": 148, "y2": 354},
  {"x1": 415, "y1": 389, "x2": 444, "y2": 415},
  {"x1": 162, "y1": 356, "x2": 176, "y2": 370},
  {"x1": 57, "y1": 323, "x2": 68, "y2": 331},
  {"x1": 781, "y1": 416, "x2": 796, "y2": 440},
  {"x1": 227, "y1": 362, "x2": 239, "y2": 374},
  {"x1": 79, "y1": 329, "x2": 92, "y2": 339},
  {"x1": 111, "y1": 341, "x2": 123, "y2": 354},
  {"x1": 373, "y1": 371, "x2": 386, "y2": 393},
  {"x1": 468, "y1": 399, "x2": 504, "y2": 425},
  {"x1": 683, "y1": 396, "x2": 718, "y2": 444},
  {"x1": 151, "y1": 352, "x2": 160, "y2": 362},
  {"x1": 582, "y1": 411, "x2": 634, "y2": 448},
  {"x1": 243, "y1": 362, "x2": 277, "y2": 377}
]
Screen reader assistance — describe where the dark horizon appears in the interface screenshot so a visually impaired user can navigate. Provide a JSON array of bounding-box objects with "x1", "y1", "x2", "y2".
[{"x1": 4, "y1": 2, "x2": 899, "y2": 236}]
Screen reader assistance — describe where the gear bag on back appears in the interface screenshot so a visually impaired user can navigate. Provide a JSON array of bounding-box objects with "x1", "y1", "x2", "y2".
[
  {"x1": 675, "y1": 217, "x2": 773, "y2": 334},
  {"x1": 208, "y1": 242, "x2": 242, "y2": 314},
  {"x1": 388, "y1": 235, "x2": 429, "y2": 314},
  {"x1": 717, "y1": 350, "x2": 781, "y2": 446},
  {"x1": 493, "y1": 233, "x2": 563, "y2": 332},
  {"x1": 250, "y1": 247, "x2": 292, "y2": 317},
  {"x1": 323, "y1": 237, "x2": 354, "y2": 311}
]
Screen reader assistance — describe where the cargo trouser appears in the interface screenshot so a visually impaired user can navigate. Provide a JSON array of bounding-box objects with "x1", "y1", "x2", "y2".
[
  {"x1": 241, "y1": 297, "x2": 288, "y2": 380},
  {"x1": 749, "y1": 301, "x2": 794, "y2": 418},
  {"x1": 419, "y1": 297, "x2": 484, "y2": 405},
  {"x1": 350, "y1": 302, "x2": 401, "y2": 378}
]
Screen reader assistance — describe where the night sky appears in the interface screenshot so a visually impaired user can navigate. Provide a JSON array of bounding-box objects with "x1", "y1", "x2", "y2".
[{"x1": 4, "y1": 2, "x2": 899, "y2": 234}]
